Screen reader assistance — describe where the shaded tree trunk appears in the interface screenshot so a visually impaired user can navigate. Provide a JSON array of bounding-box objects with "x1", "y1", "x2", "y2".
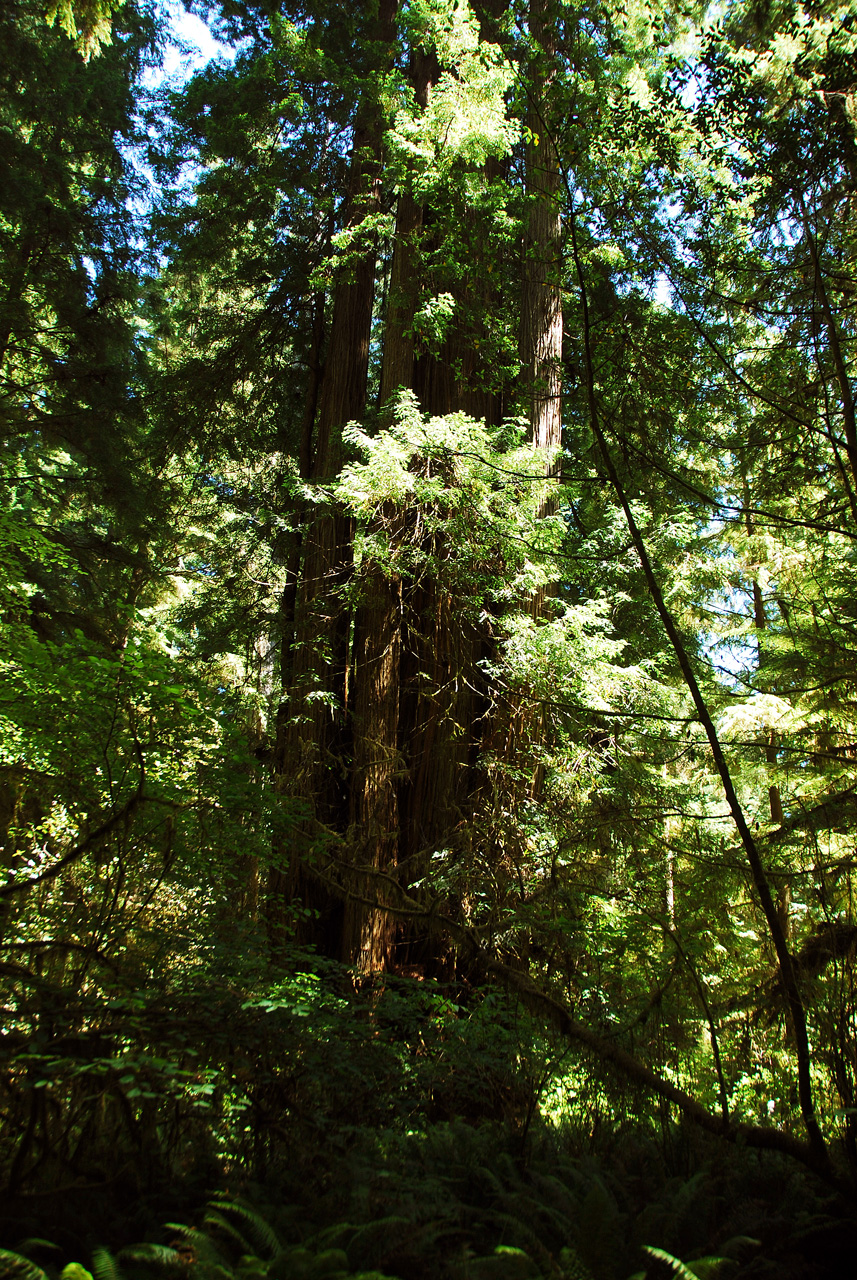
[
  {"x1": 266, "y1": 290, "x2": 326, "y2": 960},
  {"x1": 347, "y1": 10, "x2": 508, "y2": 974},
  {"x1": 519, "y1": 0, "x2": 562, "y2": 633},
  {"x1": 284, "y1": 0, "x2": 563, "y2": 976},
  {"x1": 270, "y1": 0, "x2": 398, "y2": 958},
  {"x1": 342, "y1": 554, "x2": 402, "y2": 970}
]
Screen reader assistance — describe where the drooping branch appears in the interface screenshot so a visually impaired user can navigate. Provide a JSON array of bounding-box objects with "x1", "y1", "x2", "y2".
[
  {"x1": 565, "y1": 191, "x2": 832, "y2": 1176},
  {"x1": 1, "y1": 788, "x2": 145, "y2": 900},
  {"x1": 313, "y1": 854, "x2": 851, "y2": 1191}
]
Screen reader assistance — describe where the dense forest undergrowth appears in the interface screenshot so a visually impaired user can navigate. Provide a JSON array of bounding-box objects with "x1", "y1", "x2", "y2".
[
  {"x1": 5, "y1": 0, "x2": 857, "y2": 1274},
  {"x1": 4, "y1": 958, "x2": 857, "y2": 1279}
]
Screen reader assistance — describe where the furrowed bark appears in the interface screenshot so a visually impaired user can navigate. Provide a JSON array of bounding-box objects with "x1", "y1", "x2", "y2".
[
  {"x1": 343, "y1": 555, "x2": 402, "y2": 971},
  {"x1": 375, "y1": 9, "x2": 505, "y2": 974},
  {"x1": 519, "y1": 0, "x2": 562, "y2": 458},
  {"x1": 274, "y1": 0, "x2": 398, "y2": 954},
  {"x1": 340, "y1": 37, "x2": 436, "y2": 973},
  {"x1": 478, "y1": 0, "x2": 563, "y2": 832}
]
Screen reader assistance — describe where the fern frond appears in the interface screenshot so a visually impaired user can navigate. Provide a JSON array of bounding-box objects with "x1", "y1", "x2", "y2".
[
  {"x1": 283, "y1": 1248, "x2": 348, "y2": 1279},
  {"x1": 201, "y1": 1213, "x2": 252, "y2": 1259},
  {"x1": 208, "y1": 1198, "x2": 281, "y2": 1260},
  {"x1": 116, "y1": 1245, "x2": 184, "y2": 1274},
  {"x1": 492, "y1": 1186, "x2": 573, "y2": 1243},
  {"x1": 164, "y1": 1226, "x2": 229, "y2": 1271},
  {"x1": 716, "y1": 1237, "x2": 760, "y2": 1258},
  {"x1": 310, "y1": 1225, "x2": 356, "y2": 1253},
  {"x1": 233, "y1": 1258, "x2": 267, "y2": 1280},
  {"x1": 0, "y1": 1250, "x2": 50, "y2": 1280},
  {"x1": 491, "y1": 1154, "x2": 521, "y2": 1187},
  {"x1": 476, "y1": 1209, "x2": 545, "y2": 1262},
  {"x1": 91, "y1": 1250, "x2": 122, "y2": 1280},
  {"x1": 526, "y1": 1170, "x2": 581, "y2": 1214},
  {"x1": 61, "y1": 1267, "x2": 93, "y2": 1280},
  {"x1": 459, "y1": 1245, "x2": 541, "y2": 1280},
  {"x1": 471, "y1": 1164, "x2": 505, "y2": 1201},
  {"x1": 683, "y1": 1258, "x2": 736, "y2": 1280},
  {"x1": 266, "y1": 1248, "x2": 313, "y2": 1280},
  {"x1": 575, "y1": 1176, "x2": 623, "y2": 1275},
  {"x1": 515, "y1": 1199, "x2": 575, "y2": 1242},
  {"x1": 641, "y1": 1245, "x2": 699, "y2": 1280},
  {"x1": 557, "y1": 1245, "x2": 595, "y2": 1280}
]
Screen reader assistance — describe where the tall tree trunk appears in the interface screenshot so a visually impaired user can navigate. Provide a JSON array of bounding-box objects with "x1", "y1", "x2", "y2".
[
  {"x1": 267, "y1": 290, "x2": 325, "y2": 960},
  {"x1": 519, "y1": 0, "x2": 562, "y2": 459},
  {"x1": 342, "y1": 41, "x2": 437, "y2": 973},
  {"x1": 343, "y1": 0, "x2": 533, "y2": 976},
  {"x1": 520, "y1": 0, "x2": 562, "y2": 641},
  {"x1": 393, "y1": 0, "x2": 563, "y2": 978},
  {"x1": 378, "y1": 45, "x2": 437, "y2": 410},
  {"x1": 342, "y1": 552, "x2": 402, "y2": 970},
  {"x1": 348, "y1": 4, "x2": 509, "y2": 974},
  {"x1": 398, "y1": 237, "x2": 495, "y2": 973},
  {"x1": 272, "y1": 0, "x2": 398, "y2": 958}
]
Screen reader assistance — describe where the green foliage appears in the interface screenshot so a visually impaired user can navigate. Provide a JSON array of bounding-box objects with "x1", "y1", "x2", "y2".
[
  {"x1": 5, "y1": 0, "x2": 857, "y2": 1269},
  {"x1": 338, "y1": 392, "x2": 563, "y2": 605},
  {"x1": 0, "y1": 1253, "x2": 49, "y2": 1280},
  {"x1": 632, "y1": 1244, "x2": 736, "y2": 1280},
  {"x1": 45, "y1": 0, "x2": 120, "y2": 59},
  {"x1": 387, "y1": 0, "x2": 517, "y2": 185}
]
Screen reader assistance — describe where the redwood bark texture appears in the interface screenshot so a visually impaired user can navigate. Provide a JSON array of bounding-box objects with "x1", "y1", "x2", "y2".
[
  {"x1": 271, "y1": 0, "x2": 397, "y2": 957},
  {"x1": 273, "y1": 0, "x2": 565, "y2": 977},
  {"x1": 519, "y1": 0, "x2": 563, "y2": 458}
]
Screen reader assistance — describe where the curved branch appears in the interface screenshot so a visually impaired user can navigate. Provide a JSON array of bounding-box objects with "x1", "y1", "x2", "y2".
[
  {"x1": 1, "y1": 790, "x2": 144, "y2": 901},
  {"x1": 565, "y1": 191, "x2": 831, "y2": 1175},
  {"x1": 315, "y1": 856, "x2": 851, "y2": 1191}
]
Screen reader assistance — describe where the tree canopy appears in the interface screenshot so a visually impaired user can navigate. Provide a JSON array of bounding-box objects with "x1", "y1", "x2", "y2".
[{"x1": 3, "y1": 0, "x2": 857, "y2": 1275}]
